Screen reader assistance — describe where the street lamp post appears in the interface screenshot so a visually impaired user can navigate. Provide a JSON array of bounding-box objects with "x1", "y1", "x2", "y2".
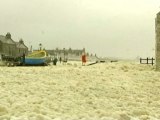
[{"x1": 39, "y1": 43, "x2": 42, "y2": 50}]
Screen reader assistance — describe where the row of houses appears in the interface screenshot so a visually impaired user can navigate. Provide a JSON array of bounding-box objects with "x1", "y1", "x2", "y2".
[
  {"x1": 46, "y1": 48, "x2": 87, "y2": 57},
  {"x1": 45, "y1": 48, "x2": 88, "y2": 61},
  {"x1": 0, "y1": 33, "x2": 28, "y2": 57}
]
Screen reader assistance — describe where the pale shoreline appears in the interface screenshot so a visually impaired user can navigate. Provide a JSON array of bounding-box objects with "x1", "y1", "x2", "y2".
[{"x1": 0, "y1": 61, "x2": 160, "y2": 120}]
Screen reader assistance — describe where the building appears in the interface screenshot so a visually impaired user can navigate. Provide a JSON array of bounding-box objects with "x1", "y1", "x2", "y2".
[
  {"x1": 0, "y1": 33, "x2": 28, "y2": 57},
  {"x1": 16, "y1": 39, "x2": 28, "y2": 56},
  {"x1": 46, "y1": 48, "x2": 88, "y2": 61},
  {"x1": 46, "y1": 48, "x2": 84, "y2": 56},
  {"x1": 155, "y1": 12, "x2": 160, "y2": 70}
]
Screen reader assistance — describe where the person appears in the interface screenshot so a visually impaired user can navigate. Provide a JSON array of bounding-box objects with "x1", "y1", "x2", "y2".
[
  {"x1": 53, "y1": 57, "x2": 58, "y2": 65},
  {"x1": 59, "y1": 56, "x2": 62, "y2": 63},
  {"x1": 82, "y1": 53, "x2": 86, "y2": 66},
  {"x1": 22, "y1": 53, "x2": 25, "y2": 65}
]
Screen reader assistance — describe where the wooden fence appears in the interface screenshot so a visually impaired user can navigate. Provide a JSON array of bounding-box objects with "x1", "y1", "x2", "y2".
[{"x1": 140, "y1": 57, "x2": 155, "y2": 65}]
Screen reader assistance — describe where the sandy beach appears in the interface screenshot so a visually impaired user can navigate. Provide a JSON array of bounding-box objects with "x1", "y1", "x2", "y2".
[{"x1": 0, "y1": 61, "x2": 160, "y2": 120}]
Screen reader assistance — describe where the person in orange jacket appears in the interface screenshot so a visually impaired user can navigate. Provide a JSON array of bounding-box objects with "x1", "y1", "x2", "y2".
[{"x1": 82, "y1": 53, "x2": 87, "y2": 66}]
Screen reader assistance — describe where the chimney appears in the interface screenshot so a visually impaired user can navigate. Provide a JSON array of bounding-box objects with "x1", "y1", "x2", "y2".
[
  {"x1": 5, "y1": 32, "x2": 11, "y2": 39},
  {"x1": 19, "y1": 39, "x2": 24, "y2": 44}
]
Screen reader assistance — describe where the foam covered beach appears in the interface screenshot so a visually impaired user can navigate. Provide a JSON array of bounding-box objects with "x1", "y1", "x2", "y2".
[{"x1": 0, "y1": 61, "x2": 160, "y2": 120}]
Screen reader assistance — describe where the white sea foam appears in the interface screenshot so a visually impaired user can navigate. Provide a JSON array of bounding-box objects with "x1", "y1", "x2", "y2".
[{"x1": 0, "y1": 61, "x2": 160, "y2": 120}]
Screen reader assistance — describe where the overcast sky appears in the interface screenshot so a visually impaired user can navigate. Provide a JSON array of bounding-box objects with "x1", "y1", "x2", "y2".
[{"x1": 0, "y1": 0, "x2": 160, "y2": 59}]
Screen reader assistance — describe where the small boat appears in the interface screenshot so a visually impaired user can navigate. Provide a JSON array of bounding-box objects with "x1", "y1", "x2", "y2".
[{"x1": 24, "y1": 50, "x2": 51, "y2": 65}]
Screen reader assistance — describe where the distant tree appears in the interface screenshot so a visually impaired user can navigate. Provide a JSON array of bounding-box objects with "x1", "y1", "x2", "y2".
[
  {"x1": 83, "y1": 48, "x2": 85, "y2": 53},
  {"x1": 56, "y1": 47, "x2": 59, "y2": 51},
  {"x1": 63, "y1": 48, "x2": 66, "y2": 59},
  {"x1": 69, "y1": 47, "x2": 72, "y2": 53}
]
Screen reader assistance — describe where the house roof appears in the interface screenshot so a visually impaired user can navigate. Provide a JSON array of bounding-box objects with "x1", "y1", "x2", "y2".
[
  {"x1": 0, "y1": 35, "x2": 15, "y2": 45},
  {"x1": 16, "y1": 42, "x2": 28, "y2": 49}
]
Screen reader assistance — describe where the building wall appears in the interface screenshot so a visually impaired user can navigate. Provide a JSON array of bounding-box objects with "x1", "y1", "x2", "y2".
[
  {"x1": 0, "y1": 33, "x2": 28, "y2": 57},
  {"x1": 155, "y1": 13, "x2": 160, "y2": 70},
  {"x1": 46, "y1": 49, "x2": 83, "y2": 57},
  {"x1": 16, "y1": 48, "x2": 28, "y2": 56},
  {"x1": 2, "y1": 43, "x2": 17, "y2": 56},
  {"x1": 1, "y1": 42, "x2": 28, "y2": 57}
]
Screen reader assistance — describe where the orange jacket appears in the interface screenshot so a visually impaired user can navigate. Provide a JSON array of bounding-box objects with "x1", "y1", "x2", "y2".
[{"x1": 82, "y1": 55, "x2": 86, "y2": 62}]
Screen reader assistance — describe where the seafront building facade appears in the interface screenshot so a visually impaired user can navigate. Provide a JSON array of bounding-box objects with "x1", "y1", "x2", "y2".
[
  {"x1": 46, "y1": 48, "x2": 85, "y2": 56},
  {"x1": 0, "y1": 33, "x2": 28, "y2": 57}
]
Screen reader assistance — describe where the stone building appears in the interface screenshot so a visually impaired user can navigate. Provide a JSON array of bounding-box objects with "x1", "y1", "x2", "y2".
[
  {"x1": 155, "y1": 12, "x2": 160, "y2": 70},
  {"x1": 16, "y1": 39, "x2": 28, "y2": 56},
  {"x1": 0, "y1": 33, "x2": 28, "y2": 57}
]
